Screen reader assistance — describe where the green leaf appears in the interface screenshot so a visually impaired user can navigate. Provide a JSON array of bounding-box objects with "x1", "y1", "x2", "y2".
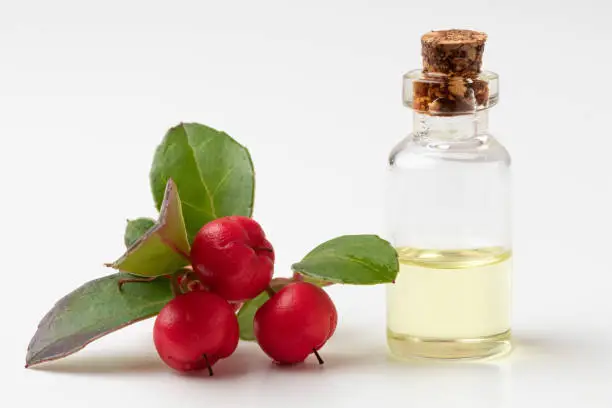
[
  {"x1": 106, "y1": 179, "x2": 191, "y2": 277},
  {"x1": 25, "y1": 273, "x2": 172, "y2": 367},
  {"x1": 149, "y1": 123, "x2": 255, "y2": 242},
  {"x1": 237, "y1": 278, "x2": 292, "y2": 341},
  {"x1": 291, "y1": 235, "x2": 399, "y2": 285},
  {"x1": 124, "y1": 217, "x2": 156, "y2": 248}
]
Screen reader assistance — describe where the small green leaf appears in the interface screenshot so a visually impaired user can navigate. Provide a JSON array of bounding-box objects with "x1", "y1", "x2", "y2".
[
  {"x1": 149, "y1": 123, "x2": 255, "y2": 242},
  {"x1": 291, "y1": 235, "x2": 399, "y2": 285},
  {"x1": 124, "y1": 217, "x2": 156, "y2": 248},
  {"x1": 107, "y1": 179, "x2": 191, "y2": 277},
  {"x1": 237, "y1": 292, "x2": 268, "y2": 342},
  {"x1": 237, "y1": 278, "x2": 292, "y2": 341},
  {"x1": 25, "y1": 273, "x2": 172, "y2": 367}
]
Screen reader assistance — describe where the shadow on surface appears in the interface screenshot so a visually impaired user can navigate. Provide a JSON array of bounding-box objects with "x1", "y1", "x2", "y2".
[
  {"x1": 29, "y1": 351, "x2": 165, "y2": 374},
  {"x1": 177, "y1": 347, "x2": 252, "y2": 380},
  {"x1": 29, "y1": 346, "x2": 253, "y2": 378},
  {"x1": 492, "y1": 328, "x2": 612, "y2": 378},
  {"x1": 510, "y1": 330, "x2": 607, "y2": 360},
  {"x1": 289, "y1": 326, "x2": 398, "y2": 372}
]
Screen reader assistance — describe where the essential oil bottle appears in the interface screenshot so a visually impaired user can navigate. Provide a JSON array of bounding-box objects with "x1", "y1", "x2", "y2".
[{"x1": 385, "y1": 30, "x2": 512, "y2": 360}]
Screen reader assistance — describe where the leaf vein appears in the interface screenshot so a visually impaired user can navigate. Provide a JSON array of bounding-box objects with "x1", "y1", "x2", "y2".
[
  {"x1": 212, "y1": 165, "x2": 236, "y2": 196},
  {"x1": 183, "y1": 130, "x2": 217, "y2": 218},
  {"x1": 181, "y1": 199, "x2": 214, "y2": 217}
]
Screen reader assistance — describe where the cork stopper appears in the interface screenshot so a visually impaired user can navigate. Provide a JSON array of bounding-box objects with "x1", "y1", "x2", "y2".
[
  {"x1": 421, "y1": 29, "x2": 487, "y2": 78},
  {"x1": 407, "y1": 29, "x2": 493, "y2": 115}
]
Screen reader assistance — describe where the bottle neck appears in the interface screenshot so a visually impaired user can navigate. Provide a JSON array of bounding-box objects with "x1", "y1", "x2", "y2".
[{"x1": 412, "y1": 111, "x2": 489, "y2": 141}]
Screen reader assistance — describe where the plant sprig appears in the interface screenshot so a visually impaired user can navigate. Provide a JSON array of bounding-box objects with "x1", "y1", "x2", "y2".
[{"x1": 25, "y1": 122, "x2": 398, "y2": 368}]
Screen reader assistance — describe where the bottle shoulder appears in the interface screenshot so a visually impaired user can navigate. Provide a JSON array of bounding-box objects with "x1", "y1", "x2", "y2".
[{"x1": 388, "y1": 132, "x2": 511, "y2": 169}]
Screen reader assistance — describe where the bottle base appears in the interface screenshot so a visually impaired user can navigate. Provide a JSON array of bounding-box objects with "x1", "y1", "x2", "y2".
[{"x1": 387, "y1": 329, "x2": 512, "y2": 361}]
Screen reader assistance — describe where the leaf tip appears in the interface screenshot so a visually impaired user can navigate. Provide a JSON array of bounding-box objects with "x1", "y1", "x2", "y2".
[
  {"x1": 24, "y1": 354, "x2": 37, "y2": 369},
  {"x1": 165, "y1": 178, "x2": 177, "y2": 193}
]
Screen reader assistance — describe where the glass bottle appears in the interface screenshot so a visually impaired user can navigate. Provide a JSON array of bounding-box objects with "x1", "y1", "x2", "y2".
[{"x1": 385, "y1": 30, "x2": 512, "y2": 360}]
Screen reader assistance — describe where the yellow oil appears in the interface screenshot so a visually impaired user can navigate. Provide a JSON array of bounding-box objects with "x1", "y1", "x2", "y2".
[{"x1": 387, "y1": 247, "x2": 512, "y2": 360}]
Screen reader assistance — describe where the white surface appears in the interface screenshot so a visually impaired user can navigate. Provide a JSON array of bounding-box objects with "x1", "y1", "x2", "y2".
[{"x1": 2, "y1": 0, "x2": 611, "y2": 407}]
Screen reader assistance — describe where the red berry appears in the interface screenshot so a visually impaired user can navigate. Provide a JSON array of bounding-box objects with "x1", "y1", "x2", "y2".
[
  {"x1": 191, "y1": 216, "x2": 274, "y2": 301},
  {"x1": 254, "y1": 282, "x2": 337, "y2": 365},
  {"x1": 153, "y1": 291, "x2": 239, "y2": 374}
]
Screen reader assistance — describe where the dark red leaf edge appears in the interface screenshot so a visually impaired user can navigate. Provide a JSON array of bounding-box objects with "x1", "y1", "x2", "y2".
[
  {"x1": 25, "y1": 274, "x2": 172, "y2": 368},
  {"x1": 105, "y1": 178, "x2": 191, "y2": 274},
  {"x1": 26, "y1": 315, "x2": 155, "y2": 368}
]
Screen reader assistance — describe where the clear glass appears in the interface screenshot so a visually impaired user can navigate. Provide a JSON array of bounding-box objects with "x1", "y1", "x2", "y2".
[
  {"x1": 402, "y1": 69, "x2": 499, "y2": 113},
  {"x1": 385, "y1": 70, "x2": 512, "y2": 360}
]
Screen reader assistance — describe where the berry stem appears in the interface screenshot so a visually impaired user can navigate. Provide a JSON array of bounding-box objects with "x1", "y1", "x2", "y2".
[
  {"x1": 170, "y1": 274, "x2": 182, "y2": 297},
  {"x1": 313, "y1": 349, "x2": 324, "y2": 365},
  {"x1": 203, "y1": 354, "x2": 214, "y2": 377},
  {"x1": 265, "y1": 286, "x2": 276, "y2": 298},
  {"x1": 178, "y1": 268, "x2": 199, "y2": 293},
  {"x1": 117, "y1": 277, "x2": 156, "y2": 291}
]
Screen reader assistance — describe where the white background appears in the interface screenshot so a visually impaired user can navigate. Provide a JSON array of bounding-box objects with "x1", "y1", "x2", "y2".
[{"x1": 2, "y1": 0, "x2": 611, "y2": 407}]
